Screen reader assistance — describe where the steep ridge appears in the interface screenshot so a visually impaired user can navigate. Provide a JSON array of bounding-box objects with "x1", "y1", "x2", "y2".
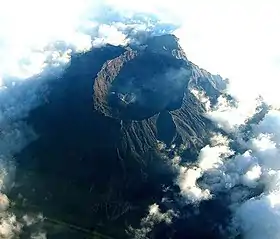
[
  {"x1": 189, "y1": 62, "x2": 228, "y2": 104},
  {"x1": 13, "y1": 34, "x2": 227, "y2": 238}
]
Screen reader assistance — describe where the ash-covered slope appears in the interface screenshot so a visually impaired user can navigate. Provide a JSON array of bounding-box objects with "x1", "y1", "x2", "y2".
[{"x1": 14, "y1": 34, "x2": 227, "y2": 238}]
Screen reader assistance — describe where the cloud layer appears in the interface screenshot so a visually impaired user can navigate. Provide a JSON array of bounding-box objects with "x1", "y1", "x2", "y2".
[
  {"x1": 164, "y1": 89, "x2": 280, "y2": 238},
  {"x1": 0, "y1": 0, "x2": 280, "y2": 238}
]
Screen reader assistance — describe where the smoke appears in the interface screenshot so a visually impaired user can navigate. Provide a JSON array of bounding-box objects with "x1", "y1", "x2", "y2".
[{"x1": 114, "y1": 68, "x2": 191, "y2": 110}]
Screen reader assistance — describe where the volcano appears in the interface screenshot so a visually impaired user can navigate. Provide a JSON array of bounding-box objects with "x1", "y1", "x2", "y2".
[{"x1": 13, "y1": 34, "x2": 228, "y2": 238}]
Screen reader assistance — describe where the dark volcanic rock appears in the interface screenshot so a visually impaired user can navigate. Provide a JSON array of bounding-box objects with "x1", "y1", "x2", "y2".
[{"x1": 13, "y1": 34, "x2": 227, "y2": 238}]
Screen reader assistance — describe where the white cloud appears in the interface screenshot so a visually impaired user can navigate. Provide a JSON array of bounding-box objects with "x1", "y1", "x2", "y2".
[
  {"x1": 0, "y1": 0, "x2": 93, "y2": 80},
  {"x1": 173, "y1": 134, "x2": 234, "y2": 203},
  {"x1": 146, "y1": 203, "x2": 174, "y2": 224},
  {"x1": 236, "y1": 112, "x2": 280, "y2": 235},
  {"x1": 173, "y1": 1, "x2": 280, "y2": 107},
  {"x1": 190, "y1": 88, "x2": 211, "y2": 111},
  {"x1": 177, "y1": 166, "x2": 211, "y2": 202},
  {"x1": 207, "y1": 95, "x2": 260, "y2": 132},
  {"x1": 107, "y1": 0, "x2": 280, "y2": 108},
  {"x1": 253, "y1": 110, "x2": 280, "y2": 143},
  {"x1": 22, "y1": 213, "x2": 44, "y2": 227},
  {"x1": 0, "y1": 0, "x2": 279, "y2": 238},
  {"x1": 207, "y1": 110, "x2": 280, "y2": 238},
  {"x1": 198, "y1": 144, "x2": 232, "y2": 170},
  {"x1": 166, "y1": 106, "x2": 280, "y2": 238},
  {"x1": 0, "y1": 213, "x2": 22, "y2": 239},
  {"x1": 0, "y1": 210, "x2": 45, "y2": 239},
  {"x1": 242, "y1": 164, "x2": 262, "y2": 188},
  {"x1": 0, "y1": 194, "x2": 9, "y2": 212},
  {"x1": 128, "y1": 203, "x2": 176, "y2": 239},
  {"x1": 31, "y1": 232, "x2": 47, "y2": 239},
  {"x1": 92, "y1": 24, "x2": 128, "y2": 47},
  {"x1": 233, "y1": 192, "x2": 280, "y2": 239}
]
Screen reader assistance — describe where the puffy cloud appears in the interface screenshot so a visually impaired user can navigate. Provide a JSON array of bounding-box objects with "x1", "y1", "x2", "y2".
[
  {"x1": 164, "y1": 105, "x2": 280, "y2": 238},
  {"x1": 177, "y1": 166, "x2": 211, "y2": 202},
  {"x1": 189, "y1": 76, "x2": 280, "y2": 239},
  {"x1": 0, "y1": 213, "x2": 22, "y2": 239},
  {"x1": 253, "y1": 110, "x2": 280, "y2": 143},
  {"x1": 0, "y1": 194, "x2": 9, "y2": 212},
  {"x1": 227, "y1": 110, "x2": 280, "y2": 238},
  {"x1": 173, "y1": 1, "x2": 280, "y2": 108},
  {"x1": 171, "y1": 133, "x2": 234, "y2": 203},
  {"x1": 92, "y1": 24, "x2": 128, "y2": 46},
  {"x1": 196, "y1": 109, "x2": 280, "y2": 238},
  {"x1": 0, "y1": 211, "x2": 46, "y2": 239},
  {"x1": 198, "y1": 144, "x2": 232, "y2": 170},
  {"x1": 145, "y1": 203, "x2": 175, "y2": 224},
  {"x1": 207, "y1": 95, "x2": 260, "y2": 132},
  {"x1": 0, "y1": 0, "x2": 93, "y2": 80},
  {"x1": 1, "y1": 0, "x2": 279, "y2": 113},
  {"x1": 0, "y1": 0, "x2": 179, "y2": 84},
  {"x1": 233, "y1": 192, "x2": 280, "y2": 239},
  {"x1": 242, "y1": 165, "x2": 262, "y2": 188}
]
